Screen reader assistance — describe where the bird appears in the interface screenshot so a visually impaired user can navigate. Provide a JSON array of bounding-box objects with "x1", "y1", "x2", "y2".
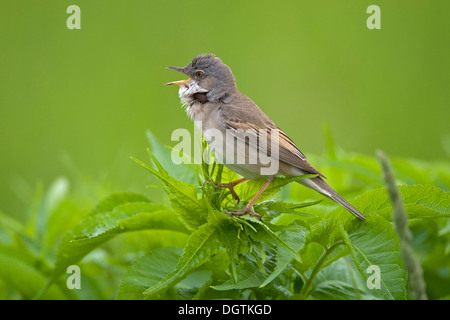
[{"x1": 166, "y1": 54, "x2": 365, "y2": 221}]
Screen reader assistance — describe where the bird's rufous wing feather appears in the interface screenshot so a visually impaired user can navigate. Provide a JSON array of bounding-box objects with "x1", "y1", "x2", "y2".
[{"x1": 220, "y1": 102, "x2": 326, "y2": 178}]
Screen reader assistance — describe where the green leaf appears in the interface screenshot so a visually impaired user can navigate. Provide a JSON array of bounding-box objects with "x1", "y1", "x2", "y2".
[
  {"x1": 117, "y1": 247, "x2": 183, "y2": 300},
  {"x1": 214, "y1": 225, "x2": 306, "y2": 291},
  {"x1": 240, "y1": 216, "x2": 301, "y2": 263},
  {"x1": 304, "y1": 218, "x2": 340, "y2": 248},
  {"x1": 309, "y1": 258, "x2": 377, "y2": 300},
  {"x1": 143, "y1": 220, "x2": 223, "y2": 298},
  {"x1": 260, "y1": 226, "x2": 306, "y2": 287},
  {"x1": 343, "y1": 215, "x2": 407, "y2": 300},
  {"x1": 146, "y1": 130, "x2": 197, "y2": 185},
  {"x1": 330, "y1": 184, "x2": 450, "y2": 221},
  {"x1": 296, "y1": 219, "x2": 349, "y2": 277},
  {"x1": 92, "y1": 192, "x2": 150, "y2": 214},
  {"x1": 75, "y1": 202, "x2": 189, "y2": 239},
  {"x1": 383, "y1": 185, "x2": 450, "y2": 220},
  {"x1": 52, "y1": 195, "x2": 188, "y2": 278},
  {"x1": 132, "y1": 157, "x2": 208, "y2": 230},
  {"x1": 255, "y1": 199, "x2": 319, "y2": 220},
  {"x1": 215, "y1": 219, "x2": 240, "y2": 282},
  {"x1": 212, "y1": 251, "x2": 275, "y2": 291},
  {"x1": 0, "y1": 246, "x2": 66, "y2": 299}
]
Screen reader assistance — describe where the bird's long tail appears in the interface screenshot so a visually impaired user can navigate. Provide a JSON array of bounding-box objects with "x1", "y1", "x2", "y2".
[{"x1": 297, "y1": 176, "x2": 365, "y2": 221}]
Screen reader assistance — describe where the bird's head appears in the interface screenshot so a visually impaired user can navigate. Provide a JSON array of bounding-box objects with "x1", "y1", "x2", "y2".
[{"x1": 166, "y1": 54, "x2": 237, "y2": 104}]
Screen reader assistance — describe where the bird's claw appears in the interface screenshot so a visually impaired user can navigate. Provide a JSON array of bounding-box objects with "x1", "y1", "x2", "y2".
[
  {"x1": 224, "y1": 209, "x2": 261, "y2": 220},
  {"x1": 206, "y1": 180, "x2": 241, "y2": 203}
]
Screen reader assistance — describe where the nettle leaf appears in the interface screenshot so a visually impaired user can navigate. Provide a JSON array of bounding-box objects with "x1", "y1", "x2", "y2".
[
  {"x1": 255, "y1": 199, "x2": 319, "y2": 221},
  {"x1": 92, "y1": 192, "x2": 150, "y2": 214},
  {"x1": 215, "y1": 218, "x2": 240, "y2": 282},
  {"x1": 52, "y1": 194, "x2": 188, "y2": 278},
  {"x1": 214, "y1": 224, "x2": 306, "y2": 291},
  {"x1": 343, "y1": 215, "x2": 407, "y2": 300},
  {"x1": 260, "y1": 226, "x2": 306, "y2": 287},
  {"x1": 146, "y1": 130, "x2": 197, "y2": 185},
  {"x1": 132, "y1": 157, "x2": 208, "y2": 230},
  {"x1": 240, "y1": 216, "x2": 301, "y2": 263},
  {"x1": 74, "y1": 202, "x2": 189, "y2": 239},
  {"x1": 309, "y1": 258, "x2": 377, "y2": 300},
  {"x1": 297, "y1": 215, "x2": 406, "y2": 300},
  {"x1": 143, "y1": 220, "x2": 223, "y2": 298},
  {"x1": 329, "y1": 184, "x2": 450, "y2": 222},
  {"x1": 304, "y1": 218, "x2": 340, "y2": 248},
  {"x1": 213, "y1": 250, "x2": 276, "y2": 291},
  {"x1": 379, "y1": 185, "x2": 450, "y2": 220},
  {"x1": 117, "y1": 247, "x2": 183, "y2": 300},
  {"x1": 296, "y1": 219, "x2": 348, "y2": 274}
]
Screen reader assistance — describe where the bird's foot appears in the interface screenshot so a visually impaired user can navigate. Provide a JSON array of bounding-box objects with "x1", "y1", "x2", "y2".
[
  {"x1": 224, "y1": 208, "x2": 261, "y2": 220},
  {"x1": 208, "y1": 181, "x2": 241, "y2": 203}
]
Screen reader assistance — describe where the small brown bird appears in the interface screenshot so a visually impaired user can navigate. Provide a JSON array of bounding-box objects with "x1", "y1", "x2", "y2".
[{"x1": 166, "y1": 54, "x2": 365, "y2": 221}]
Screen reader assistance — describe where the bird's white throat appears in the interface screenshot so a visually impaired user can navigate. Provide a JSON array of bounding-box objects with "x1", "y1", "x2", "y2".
[
  {"x1": 178, "y1": 81, "x2": 208, "y2": 119},
  {"x1": 178, "y1": 81, "x2": 208, "y2": 105}
]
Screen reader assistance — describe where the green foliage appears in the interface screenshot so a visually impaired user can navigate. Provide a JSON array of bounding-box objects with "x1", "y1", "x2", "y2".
[
  {"x1": 0, "y1": 132, "x2": 449, "y2": 300},
  {"x1": 51, "y1": 193, "x2": 189, "y2": 279}
]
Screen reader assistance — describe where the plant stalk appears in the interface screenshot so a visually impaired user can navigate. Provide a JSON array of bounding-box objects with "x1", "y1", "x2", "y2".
[{"x1": 377, "y1": 149, "x2": 428, "y2": 300}]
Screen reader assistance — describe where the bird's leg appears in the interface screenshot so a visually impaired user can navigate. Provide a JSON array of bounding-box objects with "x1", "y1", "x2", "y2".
[
  {"x1": 225, "y1": 180, "x2": 272, "y2": 220},
  {"x1": 210, "y1": 178, "x2": 247, "y2": 203}
]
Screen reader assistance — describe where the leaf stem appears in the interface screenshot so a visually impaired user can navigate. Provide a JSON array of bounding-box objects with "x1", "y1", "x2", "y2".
[{"x1": 301, "y1": 241, "x2": 344, "y2": 298}]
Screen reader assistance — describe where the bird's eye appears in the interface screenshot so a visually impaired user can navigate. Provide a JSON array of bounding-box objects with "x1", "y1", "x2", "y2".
[{"x1": 195, "y1": 70, "x2": 204, "y2": 78}]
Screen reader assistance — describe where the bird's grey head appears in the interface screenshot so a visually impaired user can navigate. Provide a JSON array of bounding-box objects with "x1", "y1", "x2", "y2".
[{"x1": 166, "y1": 54, "x2": 237, "y2": 104}]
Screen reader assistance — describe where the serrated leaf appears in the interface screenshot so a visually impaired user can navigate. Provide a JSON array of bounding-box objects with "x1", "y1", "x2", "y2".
[
  {"x1": 343, "y1": 215, "x2": 407, "y2": 300},
  {"x1": 260, "y1": 226, "x2": 306, "y2": 287},
  {"x1": 213, "y1": 251, "x2": 275, "y2": 291},
  {"x1": 146, "y1": 130, "x2": 197, "y2": 185},
  {"x1": 215, "y1": 219, "x2": 240, "y2": 282},
  {"x1": 143, "y1": 220, "x2": 222, "y2": 298},
  {"x1": 117, "y1": 247, "x2": 183, "y2": 300},
  {"x1": 52, "y1": 197, "x2": 188, "y2": 278},
  {"x1": 310, "y1": 258, "x2": 377, "y2": 300},
  {"x1": 213, "y1": 225, "x2": 306, "y2": 291},
  {"x1": 75, "y1": 202, "x2": 189, "y2": 239},
  {"x1": 330, "y1": 184, "x2": 450, "y2": 222},
  {"x1": 304, "y1": 218, "x2": 339, "y2": 248},
  {"x1": 297, "y1": 219, "x2": 348, "y2": 274},
  {"x1": 132, "y1": 157, "x2": 208, "y2": 230},
  {"x1": 382, "y1": 185, "x2": 450, "y2": 220},
  {"x1": 240, "y1": 216, "x2": 301, "y2": 263},
  {"x1": 92, "y1": 192, "x2": 150, "y2": 215},
  {"x1": 255, "y1": 199, "x2": 319, "y2": 220}
]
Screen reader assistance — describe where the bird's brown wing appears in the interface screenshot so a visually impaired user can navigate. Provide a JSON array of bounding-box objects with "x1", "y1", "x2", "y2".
[{"x1": 220, "y1": 101, "x2": 326, "y2": 178}]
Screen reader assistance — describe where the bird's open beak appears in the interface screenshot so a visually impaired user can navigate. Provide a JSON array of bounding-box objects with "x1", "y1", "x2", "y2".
[
  {"x1": 165, "y1": 78, "x2": 192, "y2": 87},
  {"x1": 165, "y1": 66, "x2": 191, "y2": 87}
]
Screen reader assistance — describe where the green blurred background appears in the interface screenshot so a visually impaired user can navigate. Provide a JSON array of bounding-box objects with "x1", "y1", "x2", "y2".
[{"x1": 1, "y1": 1, "x2": 449, "y2": 219}]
